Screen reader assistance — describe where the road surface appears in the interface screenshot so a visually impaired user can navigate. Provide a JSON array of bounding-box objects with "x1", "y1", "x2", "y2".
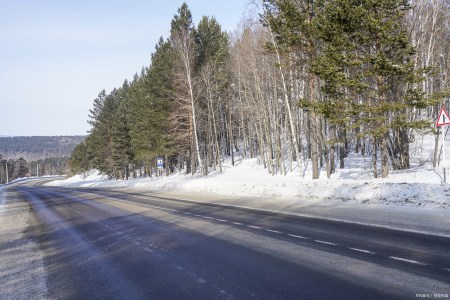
[{"x1": 1, "y1": 181, "x2": 450, "y2": 299}]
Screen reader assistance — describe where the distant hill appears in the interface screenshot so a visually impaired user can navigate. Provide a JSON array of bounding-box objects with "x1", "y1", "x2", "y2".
[{"x1": 0, "y1": 136, "x2": 85, "y2": 161}]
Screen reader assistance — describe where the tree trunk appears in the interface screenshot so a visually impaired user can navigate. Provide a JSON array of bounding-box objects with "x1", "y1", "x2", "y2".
[
  {"x1": 433, "y1": 128, "x2": 440, "y2": 167},
  {"x1": 310, "y1": 110, "x2": 319, "y2": 179},
  {"x1": 330, "y1": 124, "x2": 336, "y2": 175},
  {"x1": 266, "y1": 21, "x2": 302, "y2": 175},
  {"x1": 400, "y1": 128, "x2": 410, "y2": 169},
  {"x1": 372, "y1": 138, "x2": 378, "y2": 178},
  {"x1": 381, "y1": 134, "x2": 389, "y2": 178},
  {"x1": 228, "y1": 99, "x2": 235, "y2": 166},
  {"x1": 308, "y1": 71, "x2": 319, "y2": 179}
]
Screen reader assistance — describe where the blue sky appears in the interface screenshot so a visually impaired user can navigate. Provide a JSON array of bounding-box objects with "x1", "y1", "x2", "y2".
[{"x1": 0, "y1": 0, "x2": 250, "y2": 136}]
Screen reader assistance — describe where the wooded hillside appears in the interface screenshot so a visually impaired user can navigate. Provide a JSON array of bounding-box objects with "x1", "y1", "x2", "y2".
[
  {"x1": 0, "y1": 136, "x2": 83, "y2": 183},
  {"x1": 0, "y1": 136, "x2": 85, "y2": 161}
]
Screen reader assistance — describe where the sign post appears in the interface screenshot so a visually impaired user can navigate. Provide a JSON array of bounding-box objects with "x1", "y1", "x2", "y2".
[
  {"x1": 157, "y1": 157, "x2": 164, "y2": 178},
  {"x1": 436, "y1": 106, "x2": 450, "y2": 183}
]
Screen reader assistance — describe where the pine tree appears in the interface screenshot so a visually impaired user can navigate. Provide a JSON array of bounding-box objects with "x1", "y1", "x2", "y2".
[
  {"x1": 87, "y1": 90, "x2": 120, "y2": 177},
  {"x1": 129, "y1": 38, "x2": 173, "y2": 176},
  {"x1": 69, "y1": 142, "x2": 91, "y2": 177},
  {"x1": 312, "y1": 0, "x2": 439, "y2": 178},
  {"x1": 111, "y1": 81, "x2": 134, "y2": 180}
]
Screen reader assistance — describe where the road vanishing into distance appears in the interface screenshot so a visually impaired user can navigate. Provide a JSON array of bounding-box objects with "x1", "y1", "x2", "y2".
[{"x1": 1, "y1": 180, "x2": 450, "y2": 299}]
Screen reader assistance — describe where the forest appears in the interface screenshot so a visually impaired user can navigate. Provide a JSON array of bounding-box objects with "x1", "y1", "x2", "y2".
[
  {"x1": 0, "y1": 156, "x2": 70, "y2": 184},
  {"x1": 0, "y1": 136, "x2": 82, "y2": 183},
  {"x1": 0, "y1": 136, "x2": 85, "y2": 161},
  {"x1": 69, "y1": 0, "x2": 450, "y2": 180}
]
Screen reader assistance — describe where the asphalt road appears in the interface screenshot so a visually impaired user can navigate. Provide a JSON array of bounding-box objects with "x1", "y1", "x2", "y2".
[{"x1": 2, "y1": 182, "x2": 450, "y2": 299}]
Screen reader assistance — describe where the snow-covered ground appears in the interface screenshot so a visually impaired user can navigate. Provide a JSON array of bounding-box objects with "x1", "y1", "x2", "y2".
[
  {"x1": 0, "y1": 187, "x2": 4, "y2": 214},
  {"x1": 47, "y1": 131, "x2": 450, "y2": 210}
]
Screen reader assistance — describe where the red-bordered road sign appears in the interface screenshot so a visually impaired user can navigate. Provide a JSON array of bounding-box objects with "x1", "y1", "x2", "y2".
[{"x1": 436, "y1": 106, "x2": 450, "y2": 126}]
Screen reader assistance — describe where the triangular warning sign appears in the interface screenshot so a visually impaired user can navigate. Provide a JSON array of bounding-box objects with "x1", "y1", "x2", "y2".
[{"x1": 436, "y1": 107, "x2": 450, "y2": 126}]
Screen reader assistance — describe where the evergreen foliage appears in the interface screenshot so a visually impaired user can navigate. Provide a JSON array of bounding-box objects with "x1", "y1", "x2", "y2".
[{"x1": 69, "y1": 1, "x2": 450, "y2": 181}]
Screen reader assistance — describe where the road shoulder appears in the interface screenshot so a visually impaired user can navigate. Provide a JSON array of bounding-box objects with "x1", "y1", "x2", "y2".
[
  {"x1": 0, "y1": 187, "x2": 48, "y2": 299},
  {"x1": 127, "y1": 187, "x2": 450, "y2": 238}
]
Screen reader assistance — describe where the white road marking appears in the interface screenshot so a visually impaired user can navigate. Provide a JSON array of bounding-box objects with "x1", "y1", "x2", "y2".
[
  {"x1": 314, "y1": 240, "x2": 338, "y2": 246},
  {"x1": 288, "y1": 234, "x2": 308, "y2": 239},
  {"x1": 139, "y1": 197, "x2": 450, "y2": 239},
  {"x1": 442, "y1": 268, "x2": 450, "y2": 272},
  {"x1": 202, "y1": 216, "x2": 214, "y2": 220},
  {"x1": 389, "y1": 256, "x2": 427, "y2": 266},
  {"x1": 231, "y1": 222, "x2": 243, "y2": 226},
  {"x1": 183, "y1": 212, "x2": 191, "y2": 215},
  {"x1": 348, "y1": 247, "x2": 376, "y2": 255},
  {"x1": 160, "y1": 208, "x2": 177, "y2": 212},
  {"x1": 216, "y1": 219, "x2": 229, "y2": 223},
  {"x1": 247, "y1": 225, "x2": 262, "y2": 230},
  {"x1": 265, "y1": 229, "x2": 283, "y2": 234},
  {"x1": 144, "y1": 247, "x2": 153, "y2": 253}
]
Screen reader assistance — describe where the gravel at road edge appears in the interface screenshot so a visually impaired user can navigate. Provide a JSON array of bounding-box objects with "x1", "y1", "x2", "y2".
[{"x1": 0, "y1": 188, "x2": 48, "y2": 300}]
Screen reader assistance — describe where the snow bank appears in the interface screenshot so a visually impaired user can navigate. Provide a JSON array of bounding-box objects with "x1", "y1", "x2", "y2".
[
  {"x1": 0, "y1": 187, "x2": 4, "y2": 214},
  {"x1": 47, "y1": 151, "x2": 450, "y2": 209}
]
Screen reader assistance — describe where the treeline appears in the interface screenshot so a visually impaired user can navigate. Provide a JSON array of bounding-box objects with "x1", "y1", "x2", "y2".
[
  {"x1": 0, "y1": 155, "x2": 29, "y2": 183},
  {"x1": 0, "y1": 136, "x2": 85, "y2": 162},
  {"x1": 0, "y1": 154, "x2": 70, "y2": 183},
  {"x1": 28, "y1": 157, "x2": 70, "y2": 177},
  {"x1": 71, "y1": 0, "x2": 450, "y2": 180}
]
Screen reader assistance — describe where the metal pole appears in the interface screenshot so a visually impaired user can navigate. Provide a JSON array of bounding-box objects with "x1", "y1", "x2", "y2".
[
  {"x1": 6, "y1": 162, "x2": 8, "y2": 184},
  {"x1": 444, "y1": 125, "x2": 447, "y2": 183}
]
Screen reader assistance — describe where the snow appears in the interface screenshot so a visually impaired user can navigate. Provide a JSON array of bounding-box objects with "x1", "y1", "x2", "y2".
[
  {"x1": 47, "y1": 130, "x2": 450, "y2": 210},
  {"x1": 0, "y1": 186, "x2": 4, "y2": 214}
]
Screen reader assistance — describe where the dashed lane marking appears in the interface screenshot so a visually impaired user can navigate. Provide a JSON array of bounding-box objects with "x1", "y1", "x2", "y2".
[
  {"x1": 288, "y1": 234, "x2": 309, "y2": 240},
  {"x1": 39, "y1": 193, "x2": 441, "y2": 268},
  {"x1": 348, "y1": 247, "x2": 376, "y2": 255},
  {"x1": 247, "y1": 225, "x2": 262, "y2": 230},
  {"x1": 216, "y1": 219, "x2": 229, "y2": 223},
  {"x1": 389, "y1": 256, "x2": 427, "y2": 266},
  {"x1": 315, "y1": 240, "x2": 338, "y2": 246},
  {"x1": 72, "y1": 195, "x2": 433, "y2": 265},
  {"x1": 265, "y1": 229, "x2": 283, "y2": 234},
  {"x1": 160, "y1": 208, "x2": 178, "y2": 212},
  {"x1": 443, "y1": 268, "x2": 450, "y2": 272}
]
